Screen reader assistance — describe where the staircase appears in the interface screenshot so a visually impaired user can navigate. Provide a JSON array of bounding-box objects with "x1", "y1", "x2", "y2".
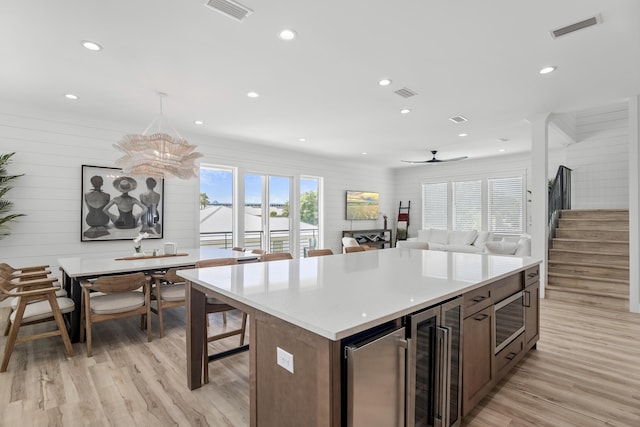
[{"x1": 547, "y1": 209, "x2": 629, "y2": 311}]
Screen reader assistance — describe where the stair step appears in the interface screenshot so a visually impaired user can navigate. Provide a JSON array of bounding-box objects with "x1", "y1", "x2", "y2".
[
  {"x1": 547, "y1": 272, "x2": 629, "y2": 295},
  {"x1": 557, "y1": 218, "x2": 628, "y2": 230},
  {"x1": 555, "y1": 228, "x2": 629, "y2": 241},
  {"x1": 548, "y1": 249, "x2": 629, "y2": 266},
  {"x1": 545, "y1": 287, "x2": 629, "y2": 312},
  {"x1": 551, "y1": 238, "x2": 629, "y2": 254},
  {"x1": 547, "y1": 260, "x2": 629, "y2": 280},
  {"x1": 559, "y1": 209, "x2": 629, "y2": 220}
]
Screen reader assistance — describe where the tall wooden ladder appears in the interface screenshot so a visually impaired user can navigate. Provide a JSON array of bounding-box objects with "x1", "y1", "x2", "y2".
[
  {"x1": 395, "y1": 201, "x2": 410, "y2": 244},
  {"x1": 547, "y1": 209, "x2": 629, "y2": 311}
]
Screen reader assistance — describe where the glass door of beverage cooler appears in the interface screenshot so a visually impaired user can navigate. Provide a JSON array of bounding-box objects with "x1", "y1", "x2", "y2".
[{"x1": 407, "y1": 297, "x2": 462, "y2": 427}]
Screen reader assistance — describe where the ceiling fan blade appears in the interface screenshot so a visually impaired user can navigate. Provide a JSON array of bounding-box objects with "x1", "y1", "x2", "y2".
[
  {"x1": 400, "y1": 159, "x2": 431, "y2": 164},
  {"x1": 437, "y1": 156, "x2": 468, "y2": 162}
]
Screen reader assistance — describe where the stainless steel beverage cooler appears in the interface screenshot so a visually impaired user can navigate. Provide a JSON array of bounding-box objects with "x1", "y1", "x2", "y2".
[
  {"x1": 406, "y1": 297, "x2": 462, "y2": 427},
  {"x1": 345, "y1": 327, "x2": 407, "y2": 427}
]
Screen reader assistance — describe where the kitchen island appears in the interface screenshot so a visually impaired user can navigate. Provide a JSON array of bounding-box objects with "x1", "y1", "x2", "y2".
[{"x1": 180, "y1": 248, "x2": 540, "y2": 426}]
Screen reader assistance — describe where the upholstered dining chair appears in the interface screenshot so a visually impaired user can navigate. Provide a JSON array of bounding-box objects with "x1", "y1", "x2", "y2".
[
  {"x1": 80, "y1": 272, "x2": 152, "y2": 357},
  {"x1": 248, "y1": 249, "x2": 266, "y2": 255},
  {"x1": 195, "y1": 258, "x2": 248, "y2": 383},
  {"x1": 259, "y1": 252, "x2": 293, "y2": 262},
  {"x1": 344, "y1": 246, "x2": 366, "y2": 253},
  {"x1": 149, "y1": 267, "x2": 193, "y2": 338},
  {"x1": 1, "y1": 272, "x2": 75, "y2": 372},
  {"x1": 231, "y1": 247, "x2": 245, "y2": 252},
  {"x1": 307, "y1": 249, "x2": 334, "y2": 257}
]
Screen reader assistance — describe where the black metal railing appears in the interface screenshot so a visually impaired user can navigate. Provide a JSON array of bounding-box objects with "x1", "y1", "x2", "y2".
[
  {"x1": 548, "y1": 165, "x2": 572, "y2": 244},
  {"x1": 200, "y1": 228, "x2": 319, "y2": 256}
]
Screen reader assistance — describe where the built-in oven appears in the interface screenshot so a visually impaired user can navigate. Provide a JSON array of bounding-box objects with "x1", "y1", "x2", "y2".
[{"x1": 493, "y1": 291, "x2": 525, "y2": 354}]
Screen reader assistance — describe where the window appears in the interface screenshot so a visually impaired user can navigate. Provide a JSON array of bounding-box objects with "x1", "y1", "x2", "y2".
[
  {"x1": 300, "y1": 177, "x2": 320, "y2": 257},
  {"x1": 452, "y1": 180, "x2": 481, "y2": 230},
  {"x1": 199, "y1": 166, "x2": 234, "y2": 248},
  {"x1": 422, "y1": 174, "x2": 525, "y2": 235},
  {"x1": 422, "y1": 182, "x2": 448, "y2": 229},
  {"x1": 488, "y1": 177, "x2": 523, "y2": 234}
]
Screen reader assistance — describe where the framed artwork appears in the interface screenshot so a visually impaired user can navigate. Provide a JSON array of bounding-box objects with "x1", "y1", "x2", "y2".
[{"x1": 81, "y1": 165, "x2": 164, "y2": 242}]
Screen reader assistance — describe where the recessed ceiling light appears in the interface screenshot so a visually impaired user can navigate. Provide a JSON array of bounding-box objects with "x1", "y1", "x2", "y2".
[
  {"x1": 458, "y1": 133, "x2": 469, "y2": 137},
  {"x1": 400, "y1": 109, "x2": 411, "y2": 114},
  {"x1": 247, "y1": 91, "x2": 259, "y2": 98},
  {"x1": 378, "y1": 79, "x2": 392, "y2": 86},
  {"x1": 278, "y1": 29, "x2": 297, "y2": 40},
  {"x1": 194, "y1": 120, "x2": 204, "y2": 125},
  {"x1": 499, "y1": 148, "x2": 506, "y2": 152},
  {"x1": 539, "y1": 66, "x2": 557, "y2": 75},
  {"x1": 81, "y1": 40, "x2": 102, "y2": 51},
  {"x1": 64, "y1": 94, "x2": 79, "y2": 100},
  {"x1": 299, "y1": 138, "x2": 306, "y2": 142},
  {"x1": 497, "y1": 137, "x2": 509, "y2": 142},
  {"x1": 362, "y1": 152, "x2": 368, "y2": 155}
]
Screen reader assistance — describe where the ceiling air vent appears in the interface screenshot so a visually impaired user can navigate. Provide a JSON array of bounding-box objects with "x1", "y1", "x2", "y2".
[
  {"x1": 394, "y1": 87, "x2": 418, "y2": 98},
  {"x1": 550, "y1": 15, "x2": 601, "y2": 39},
  {"x1": 448, "y1": 115, "x2": 468, "y2": 123},
  {"x1": 204, "y1": 0, "x2": 253, "y2": 22}
]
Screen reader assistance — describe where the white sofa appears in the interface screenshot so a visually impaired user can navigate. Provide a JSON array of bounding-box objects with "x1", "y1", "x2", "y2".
[{"x1": 397, "y1": 229, "x2": 531, "y2": 256}]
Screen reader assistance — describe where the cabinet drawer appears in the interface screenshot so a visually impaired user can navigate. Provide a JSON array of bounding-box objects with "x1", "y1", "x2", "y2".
[
  {"x1": 463, "y1": 284, "x2": 492, "y2": 316},
  {"x1": 492, "y1": 273, "x2": 523, "y2": 304},
  {"x1": 524, "y1": 266, "x2": 540, "y2": 287},
  {"x1": 495, "y1": 332, "x2": 525, "y2": 379}
]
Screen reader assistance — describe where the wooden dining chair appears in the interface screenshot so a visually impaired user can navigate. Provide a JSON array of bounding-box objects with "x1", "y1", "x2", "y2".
[
  {"x1": 149, "y1": 267, "x2": 193, "y2": 338},
  {"x1": 260, "y1": 252, "x2": 293, "y2": 262},
  {"x1": 195, "y1": 258, "x2": 248, "y2": 383},
  {"x1": 80, "y1": 272, "x2": 152, "y2": 357},
  {"x1": 231, "y1": 247, "x2": 245, "y2": 252},
  {"x1": 307, "y1": 249, "x2": 334, "y2": 257},
  {"x1": 248, "y1": 249, "x2": 266, "y2": 255},
  {"x1": 344, "y1": 246, "x2": 366, "y2": 253},
  {"x1": 1, "y1": 272, "x2": 75, "y2": 372}
]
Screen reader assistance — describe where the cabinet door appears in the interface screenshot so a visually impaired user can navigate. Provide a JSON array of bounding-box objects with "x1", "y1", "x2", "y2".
[
  {"x1": 524, "y1": 281, "x2": 540, "y2": 349},
  {"x1": 462, "y1": 305, "x2": 494, "y2": 416}
]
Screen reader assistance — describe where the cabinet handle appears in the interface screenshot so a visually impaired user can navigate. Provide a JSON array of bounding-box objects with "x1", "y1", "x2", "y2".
[
  {"x1": 523, "y1": 291, "x2": 531, "y2": 308},
  {"x1": 472, "y1": 295, "x2": 487, "y2": 303},
  {"x1": 474, "y1": 314, "x2": 488, "y2": 321},
  {"x1": 506, "y1": 352, "x2": 517, "y2": 361}
]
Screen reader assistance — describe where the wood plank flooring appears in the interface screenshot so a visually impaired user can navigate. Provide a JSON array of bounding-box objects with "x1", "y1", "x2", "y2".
[{"x1": 1, "y1": 299, "x2": 639, "y2": 426}]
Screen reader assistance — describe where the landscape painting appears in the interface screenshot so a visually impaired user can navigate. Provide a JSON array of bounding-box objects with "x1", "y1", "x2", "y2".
[{"x1": 346, "y1": 190, "x2": 379, "y2": 220}]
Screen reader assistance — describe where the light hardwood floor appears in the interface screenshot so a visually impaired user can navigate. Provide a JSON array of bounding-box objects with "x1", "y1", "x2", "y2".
[{"x1": 1, "y1": 299, "x2": 639, "y2": 426}]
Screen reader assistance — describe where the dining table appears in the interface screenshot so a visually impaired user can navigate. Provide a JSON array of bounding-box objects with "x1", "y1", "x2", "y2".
[{"x1": 57, "y1": 247, "x2": 259, "y2": 342}]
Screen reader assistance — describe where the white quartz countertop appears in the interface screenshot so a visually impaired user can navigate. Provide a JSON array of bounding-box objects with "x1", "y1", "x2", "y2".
[
  {"x1": 58, "y1": 247, "x2": 258, "y2": 277},
  {"x1": 179, "y1": 248, "x2": 540, "y2": 341}
]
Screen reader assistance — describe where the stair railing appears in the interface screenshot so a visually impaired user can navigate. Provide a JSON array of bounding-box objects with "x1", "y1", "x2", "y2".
[{"x1": 548, "y1": 165, "x2": 572, "y2": 246}]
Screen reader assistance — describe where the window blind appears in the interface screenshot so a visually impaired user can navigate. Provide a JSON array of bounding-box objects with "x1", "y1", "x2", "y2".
[
  {"x1": 452, "y1": 180, "x2": 482, "y2": 230},
  {"x1": 422, "y1": 182, "x2": 448, "y2": 229},
  {"x1": 488, "y1": 176, "x2": 523, "y2": 234}
]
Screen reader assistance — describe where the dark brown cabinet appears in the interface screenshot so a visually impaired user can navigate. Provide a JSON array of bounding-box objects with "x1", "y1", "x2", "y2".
[
  {"x1": 524, "y1": 280, "x2": 540, "y2": 350},
  {"x1": 462, "y1": 305, "x2": 494, "y2": 415}
]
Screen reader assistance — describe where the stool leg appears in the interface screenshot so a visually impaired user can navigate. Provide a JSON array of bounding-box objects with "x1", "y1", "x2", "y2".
[{"x1": 47, "y1": 294, "x2": 74, "y2": 357}]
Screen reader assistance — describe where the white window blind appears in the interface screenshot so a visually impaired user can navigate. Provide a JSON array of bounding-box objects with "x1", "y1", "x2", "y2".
[
  {"x1": 488, "y1": 176, "x2": 523, "y2": 234},
  {"x1": 422, "y1": 182, "x2": 448, "y2": 229},
  {"x1": 452, "y1": 180, "x2": 481, "y2": 230}
]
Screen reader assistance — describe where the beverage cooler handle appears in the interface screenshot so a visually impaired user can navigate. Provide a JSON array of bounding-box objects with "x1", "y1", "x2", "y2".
[
  {"x1": 435, "y1": 326, "x2": 451, "y2": 427},
  {"x1": 405, "y1": 337, "x2": 416, "y2": 427},
  {"x1": 523, "y1": 290, "x2": 531, "y2": 308}
]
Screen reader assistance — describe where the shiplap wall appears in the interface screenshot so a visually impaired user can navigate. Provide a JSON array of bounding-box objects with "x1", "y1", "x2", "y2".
[
  {"x1": 392, "y1": 152, "x2": 532, "y2": 238},
  {"x1": 566, "y1": 102, "x2": 629, "y2": 209},
  {"x1": 0, "y1": 106, "x2": 393, "y2": 275}
]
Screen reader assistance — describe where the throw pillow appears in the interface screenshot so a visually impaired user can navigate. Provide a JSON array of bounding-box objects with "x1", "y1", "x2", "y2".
[
  {"x1": 430, "y1": 229, "x2": 449, "y2": 244},
  {"x1": 485, "y1": 241, "x2": 519, "y2": 255},
  {"x1": 514, "y1": 237, "x2": 531, "y2": 256},
  {"x1": 449, "y1": 230, "x2": 478, "y2": 245},
  {"x1": 473, "y1": 231, "x2": 491, "y2": 248}
]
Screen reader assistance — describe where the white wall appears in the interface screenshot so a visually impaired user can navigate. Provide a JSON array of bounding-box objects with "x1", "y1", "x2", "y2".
[
  {"x1": 0, "y1": 106, "x2": 393, "y2": 274},
  {"x1": 565, "y1": 102, "x2": 629, "y2": 209}
]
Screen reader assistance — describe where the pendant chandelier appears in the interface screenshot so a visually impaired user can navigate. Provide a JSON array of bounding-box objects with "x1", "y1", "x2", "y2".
[{"x1": 114, "y1": 92, "x2": 203, "y2": 179}]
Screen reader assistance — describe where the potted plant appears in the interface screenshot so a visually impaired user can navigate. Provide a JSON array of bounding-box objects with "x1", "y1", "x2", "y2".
[{"x1": 0, "y1": 152, "x2": 25, "y2": 239}]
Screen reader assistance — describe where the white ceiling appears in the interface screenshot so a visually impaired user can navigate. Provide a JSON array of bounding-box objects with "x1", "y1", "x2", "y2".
[{"x1": 1, "y1": 0, "x2": 639, "y2": 167}]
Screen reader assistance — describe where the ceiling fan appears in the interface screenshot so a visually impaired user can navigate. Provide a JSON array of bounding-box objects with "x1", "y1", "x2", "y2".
[{"x1": 401, "y1": 150, "x2": 468, "y2": 164}]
